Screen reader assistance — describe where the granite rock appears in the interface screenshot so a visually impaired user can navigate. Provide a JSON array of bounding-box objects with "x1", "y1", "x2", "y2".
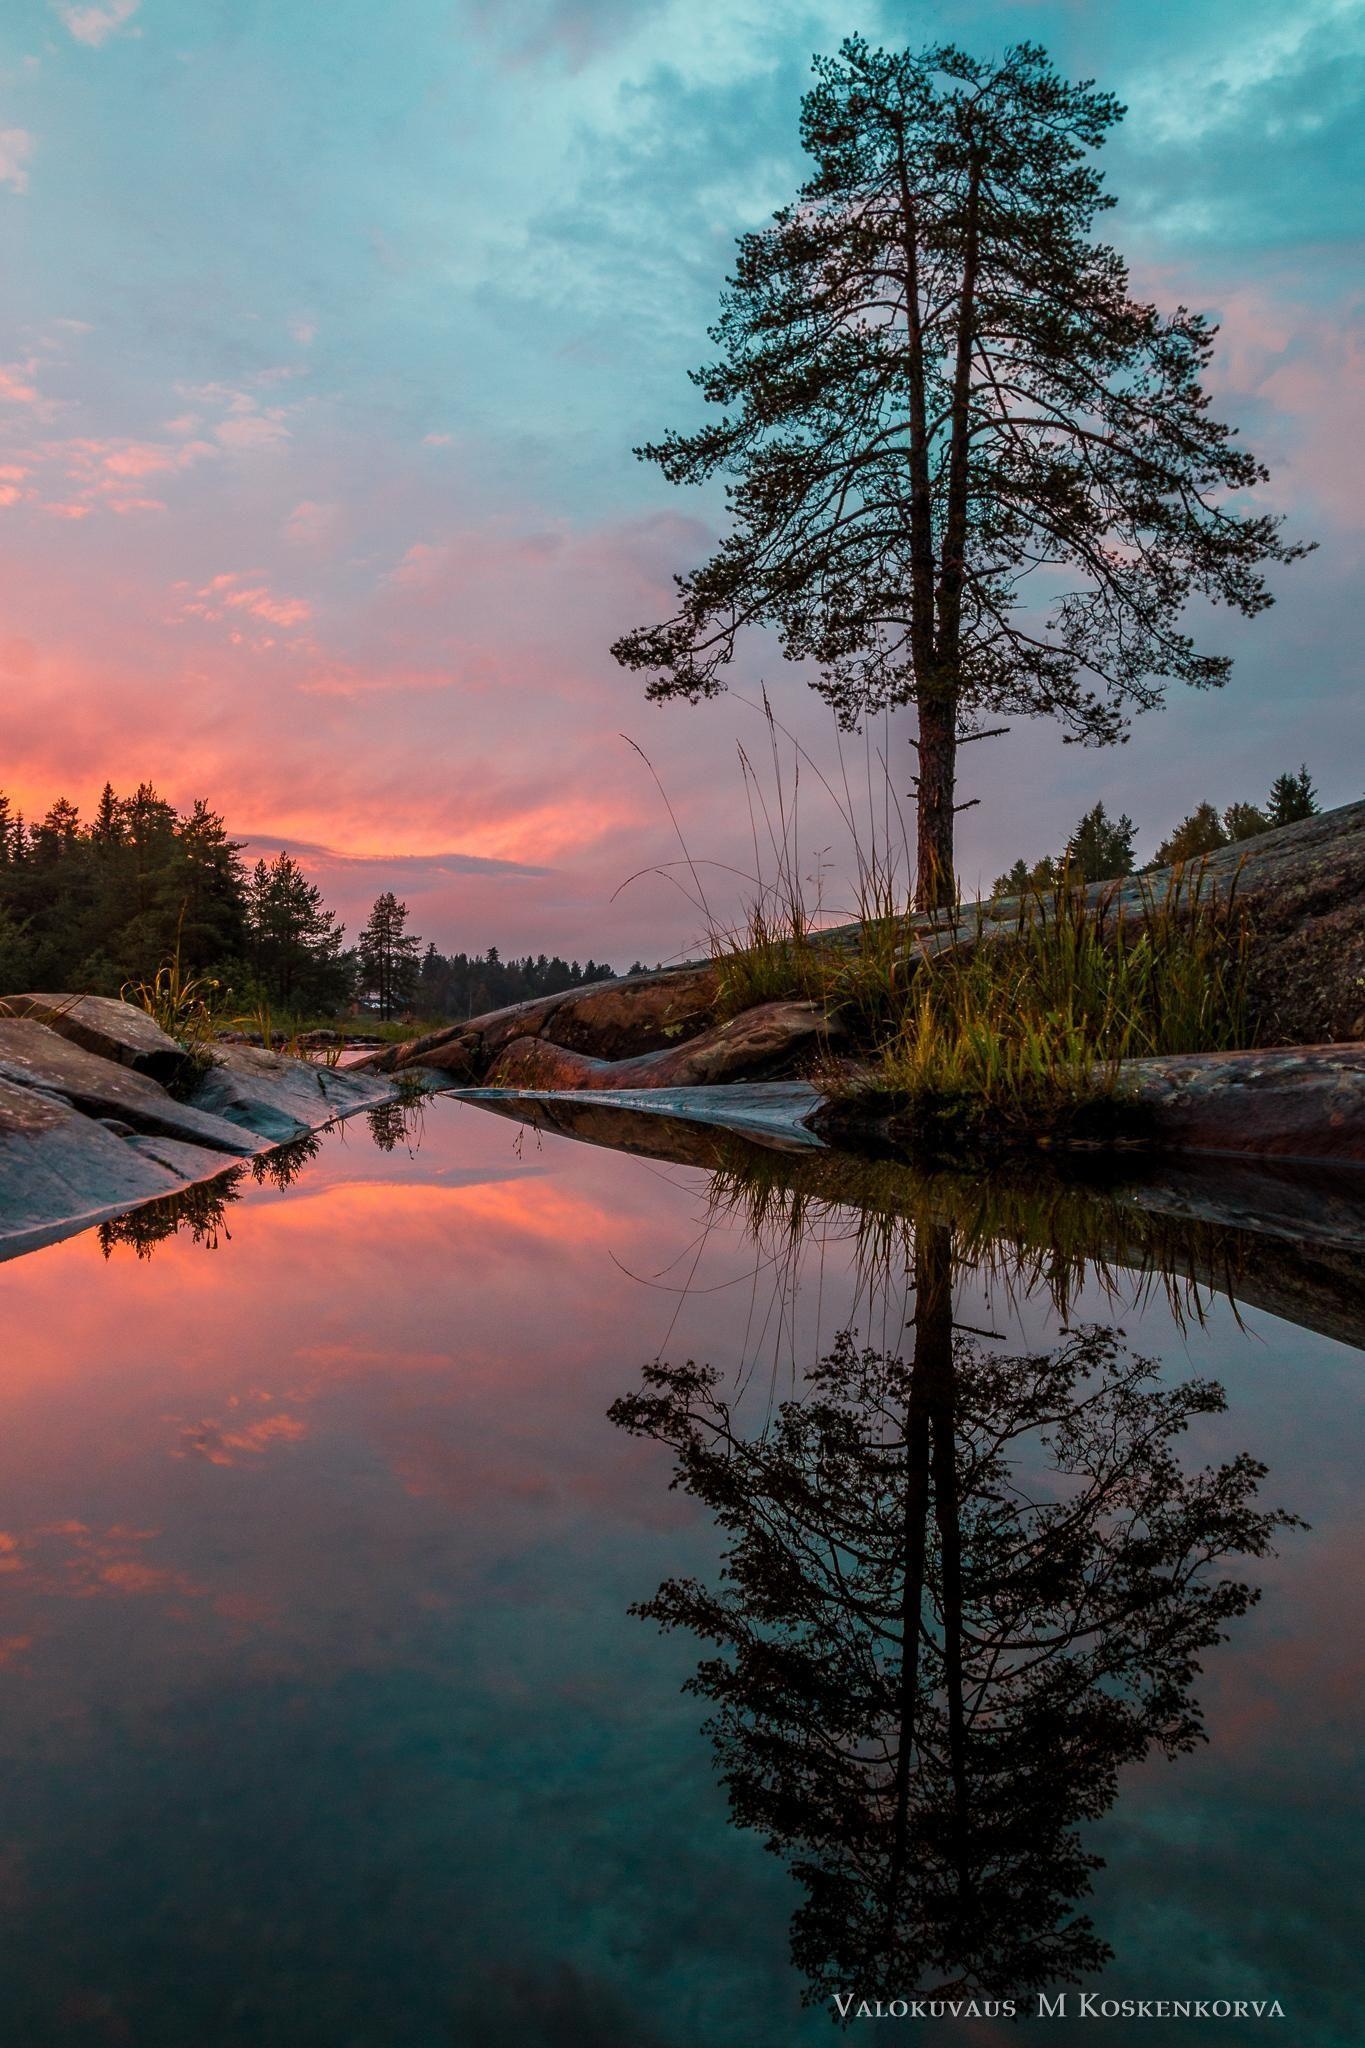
[
  {"x1": 0, "y1": 1020, "x2": 259, "y2": 1154},
  {"x1": 484, "y1": 1000, "x2": 843, "y2": 1091},
  {"x1": 3, "y1": 992, "x2": 189, "y2": 1081}
]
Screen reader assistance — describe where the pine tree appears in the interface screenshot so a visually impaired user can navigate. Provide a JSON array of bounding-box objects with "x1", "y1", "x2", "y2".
[
  {"x1": 990, "y1": 852, "x2": 1059, "y2": 900},
  {"x1": 1222, "y1": 800, "x2": 1269, "y2": 843},
  {"x1": 91, "y1": 782, "x2": 121, "y2": 846},
  {"x1": 357, "y1": 891, "x2": 421, "y2": 1020},
  {"x1": 612, "y1": 39, "x2": 1310, "y2": 907},
  {"x1": 1064, "y1": 802, "x2": 1136, "y2": 883},
  {"x1": 1154, "y1": 801, "x2": 1227, "y2": 867},
  {"x1": 245, "y1": 853, "x2": 349, "y2": 1011},
  {"x1": 1265, "y1": 765, "x2": 1319, "y2": 829}
]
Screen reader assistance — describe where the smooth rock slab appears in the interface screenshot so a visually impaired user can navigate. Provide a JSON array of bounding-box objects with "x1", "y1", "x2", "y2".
[
  {"x1": 2, "y1": 993, "x2": 188, "y2": 1082},
  {"x1": 0, "y1": 1008, "x2": 405, "y2": 1260},
  {"x1": 187, "y1": 1043, "x2": 398, "y2": 1142},
  {"x1": 1124, "y1": 1042, "x2": 1365, "y2": 1164},
  {"x1": 456, "y1": 1080, "x2": 825, "y2": 1153},
  {"x1": 0, "y1": 1020, "x2": 259, "y2": 1154},
  {"x1": 0, "y1": 1076, "x2": 210, "y2": 1260}
]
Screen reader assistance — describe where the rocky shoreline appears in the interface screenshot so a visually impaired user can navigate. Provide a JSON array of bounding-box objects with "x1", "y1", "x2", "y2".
[
  {"x1": 2, "y1": 801, "x2": 1362, "y2": 1258},
  {"x1": 0, "y1": 994, "x2": 402, "y2": 1261},
  {"x1": 354, "y1": 799, "x2": 1365, "y2": 1172}
]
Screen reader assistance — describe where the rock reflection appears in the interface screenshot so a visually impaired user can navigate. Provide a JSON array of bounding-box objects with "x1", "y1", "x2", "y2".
[{"x1": 612, "y1": 1215, "x2": 1301, "y2": 2010}]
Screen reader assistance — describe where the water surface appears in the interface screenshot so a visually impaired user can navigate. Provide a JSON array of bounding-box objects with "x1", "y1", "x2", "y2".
[{"x1": 0, "y1": 1098, "x2": 1359, "y2": 2045}]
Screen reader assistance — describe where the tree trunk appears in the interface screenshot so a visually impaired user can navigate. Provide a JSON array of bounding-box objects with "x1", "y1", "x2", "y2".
[
  {"x1": 917, "y1": 143, "x2": 980, "y2": 916},
  {"x1": 915, "y1": 692, "x2": 958, "y2": 911}
]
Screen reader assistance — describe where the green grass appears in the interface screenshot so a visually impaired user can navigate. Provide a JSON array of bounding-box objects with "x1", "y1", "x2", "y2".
[
  {"x1": 711, "y1": 861, "x2": 1252, "y2": 1157},
  {"x1": 835, "y1": 867, "x2": 1252, "y2": 1155}
]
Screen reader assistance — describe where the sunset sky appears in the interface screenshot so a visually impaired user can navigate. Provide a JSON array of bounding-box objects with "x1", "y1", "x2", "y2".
[{"x1": 1, "y1": 0, "x2": 1360, "y2": 962}]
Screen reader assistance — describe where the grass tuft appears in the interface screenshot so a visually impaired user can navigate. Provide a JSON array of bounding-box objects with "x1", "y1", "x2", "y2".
[
  {"x1": 843, "y1": 864, "x2": 1252, "y2": 1154},
  {"x1": 122, "y1": 947, "x2": 223, "y2": 1087}
]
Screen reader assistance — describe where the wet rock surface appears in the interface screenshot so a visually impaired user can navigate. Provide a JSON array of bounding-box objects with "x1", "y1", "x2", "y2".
[
  {"x1": 457, "y1": 1080, "x2": 824, "y2": 1153},
  {"x1": 1121, "y1": 1042, "x2": 1365, "y2": 1163},
  {"x1": 0, "y1": 1004, "x2": 399, "y2": 1258},
  {"x1": 189, "y1": 1042, "x2": 396, "y2": 1143},
  {"x1": 0, "y1": 1075, "x2": 234, "y2": 1260}
]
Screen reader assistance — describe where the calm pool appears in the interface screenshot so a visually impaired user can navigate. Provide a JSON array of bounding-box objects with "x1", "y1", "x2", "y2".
[{"x1": 0, "y1": 1097, "x2": 1359, "y2": 2045}]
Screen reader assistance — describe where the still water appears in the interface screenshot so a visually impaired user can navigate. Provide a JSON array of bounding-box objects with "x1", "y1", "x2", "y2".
[{"x1": 0, "y1": 1097, "x2": 1359, "y2": 2046}]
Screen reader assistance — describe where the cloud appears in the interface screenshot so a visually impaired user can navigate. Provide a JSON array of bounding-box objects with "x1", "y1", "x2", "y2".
[
  {"x1": 0, "y1": 363, "x2": 40, "y2": 405},
  {"x1": 1124, "y1": 0, "x2": 1365, "y2": 147},
  {"x1": 52, "y1": 0, "x2": 141, "y2": 48},
  {"x1": 282, "y1": 499, "x2": 339, "y2": 548},
  {"x1": 0, "y1": 128, "x2": 35, "y2": 194},
  {"x1": 214, "y1": 410, "x2": 291, "y2": 452},
  {"x1": 179, "y1": 570, "x2": 312, "y2": 630},
  {"x1": 238, "y1": 837, "x2": 549, "y2": 881},
  {"x1": 7, "y1": 433, "x2": 221, "y2": 516}
]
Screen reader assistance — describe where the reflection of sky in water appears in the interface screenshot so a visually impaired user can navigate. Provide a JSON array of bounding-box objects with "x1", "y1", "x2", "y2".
[{"x1": 0, "y1": 1099, "x2": 1359, "y2": 2046}]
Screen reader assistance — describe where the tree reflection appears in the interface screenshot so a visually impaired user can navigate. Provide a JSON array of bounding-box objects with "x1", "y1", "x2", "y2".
[
  {"x1": 611, "y1": 1224, "x2": 1300, "y2": 2008},
  {"x1": 98, "y1": 1173, "x2": 242, "y2": 1257},
  {"x1": 364, "y1": 1097, "x2": 426, "y2": 1154},
  {"x1": 94, "y1": 1135, "x2": 322, "y2": 1259},
  {"x1": 250, "y1": 1131, "x2": 322, "y2": 1186}
]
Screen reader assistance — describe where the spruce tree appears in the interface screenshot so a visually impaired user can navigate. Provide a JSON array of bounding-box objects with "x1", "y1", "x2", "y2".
[
  {"x1": 246, "y1": 853, "x2": 349, "y2": 1011},
  {"x1": 1154, "y1": 801, "x2": 1227, "y2": 867},
  {"x1": 358, "y1": 891, "x2": 422, "y2": 1020},
  {"x1": 1265, "y1": 765, "x2": 1319, "y2": 829},
  {"x1": 612, "y1": 39, "x2": 1310, "y2": 907},
  {"x1": 1064, "y1": 801, "x2": 1135, "y2": 882}
]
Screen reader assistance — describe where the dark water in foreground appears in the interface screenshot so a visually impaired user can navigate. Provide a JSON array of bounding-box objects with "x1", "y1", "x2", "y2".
[{"x1": 0, "y1": 1098, "x2": 1360, "y2": 2047}]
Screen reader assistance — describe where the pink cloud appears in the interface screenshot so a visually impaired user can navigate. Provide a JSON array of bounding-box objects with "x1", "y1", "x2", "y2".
[
  {"x1": 178, "y1": 570, "x2": 312, "y2": 630},
  {"x1": 52, "y1": 0, "x2": 141, "y2": 47},
  {"x1": 1212, "y1": 287, "x2": 1365, "y2": 529},
  {"x1": 0, "y1": 363, "x2": 40, "y2": 405},
  {"x1": 1, "y1": 434, "x2": 220, "y2": 518},
  {"x1": 0, "y1": 128, "x2": 35, "y2": 194},
  {"x1": 283, "y1": 499, "x2": 340, "y2": 548},
  {"x1": 215, "y1": 410, "x2": 291, "y2": 453}
]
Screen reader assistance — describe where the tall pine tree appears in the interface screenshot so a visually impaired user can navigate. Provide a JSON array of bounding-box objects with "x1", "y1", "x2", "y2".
[
  {"x1": 358, "y1": 891, "x2": 421, "y2": 1020},
  {"x1": 613, "y1": 40, "x2": 1309, "y2": 907}
]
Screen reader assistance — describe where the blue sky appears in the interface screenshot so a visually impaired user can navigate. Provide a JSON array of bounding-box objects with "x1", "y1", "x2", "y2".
[{"x1": 0, "y1": 0, "x2": 1360, "y2": 957}]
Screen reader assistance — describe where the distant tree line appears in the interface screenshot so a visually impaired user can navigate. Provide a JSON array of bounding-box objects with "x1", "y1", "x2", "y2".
[
  {"x1": 0, "y1": 782, "x2": 618, "y2": 1019},
  {"x1": 415, "y1": 942, "x2": 622, "y2": 1022},
  {"x1": 992, "y1": 766, "x2": 1321, "y2": 897}
]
